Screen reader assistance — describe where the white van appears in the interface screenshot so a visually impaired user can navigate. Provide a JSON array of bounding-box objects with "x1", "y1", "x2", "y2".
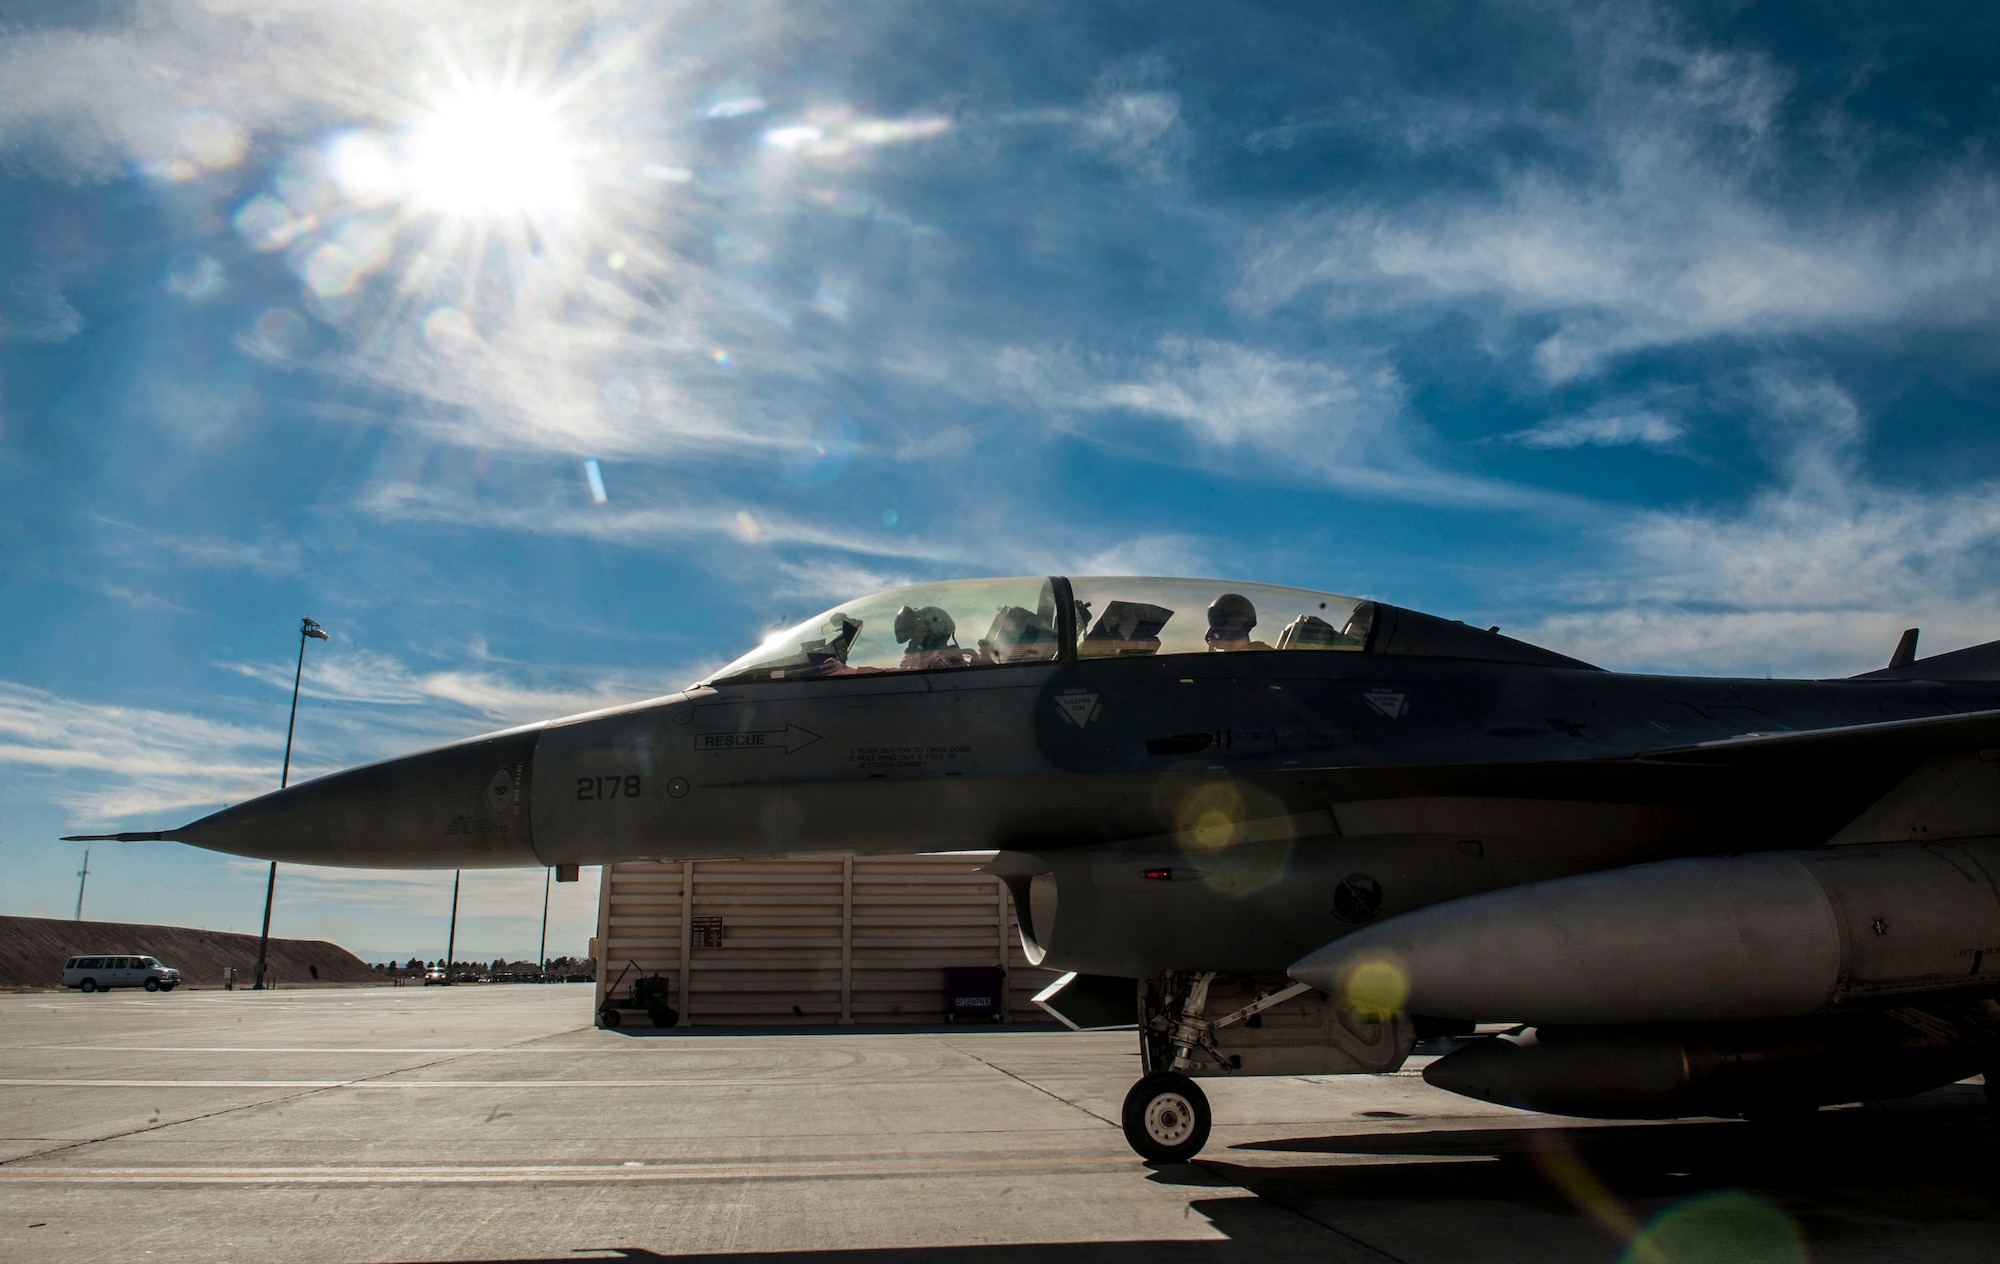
[{"x1": 62, "y1": 956, "x2": 181, "y2": 993}]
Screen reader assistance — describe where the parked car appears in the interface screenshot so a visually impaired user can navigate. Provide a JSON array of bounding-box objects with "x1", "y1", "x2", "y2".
[
  {"x1": 63, "y1": 955, "x2": 180, "y2": 993},
  {"x1": 422, "y1": 966, "x2": 449, "y2": 986}
]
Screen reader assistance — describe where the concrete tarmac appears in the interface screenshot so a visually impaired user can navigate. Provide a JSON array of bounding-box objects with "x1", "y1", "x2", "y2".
[{"x1": 1, "y1": 986, "x2": 1993, "y2": 1263}]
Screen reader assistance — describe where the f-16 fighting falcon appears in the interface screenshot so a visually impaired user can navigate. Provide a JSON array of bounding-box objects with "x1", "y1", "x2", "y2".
[{"x1": 70, "y1": 574, "x2": 2000, "y2": 1161}]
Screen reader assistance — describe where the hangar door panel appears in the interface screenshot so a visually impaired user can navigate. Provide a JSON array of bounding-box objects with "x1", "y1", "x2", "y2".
[{"x1": 594, "y1": 853, "x2": 1063, "y2": 1024}]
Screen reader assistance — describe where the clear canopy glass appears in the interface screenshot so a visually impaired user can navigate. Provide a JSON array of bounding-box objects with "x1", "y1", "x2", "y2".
[
  {"x1": 710, "y1": 577, "x2": 1062, "y2": 683},
  {"x1": 706, "y1": 576, "x2": 1373, "y2": 684},
  {"x1": 1068, "y1": 577, "x2": 1372, "y2": 658}
]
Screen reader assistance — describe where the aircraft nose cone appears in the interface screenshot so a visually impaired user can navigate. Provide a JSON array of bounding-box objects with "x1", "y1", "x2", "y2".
[{"x1": 173, "y1": 728, "x2": 543, "y2": 869}]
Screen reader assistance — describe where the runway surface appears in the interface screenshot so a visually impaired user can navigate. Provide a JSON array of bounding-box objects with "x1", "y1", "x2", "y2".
[{"x1": 1, "y1": 986, "x2": 1993, "y2": 1263}]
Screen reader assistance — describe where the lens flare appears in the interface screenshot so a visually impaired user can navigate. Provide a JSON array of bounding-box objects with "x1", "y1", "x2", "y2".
[
  {"x1": 167, "y1": 252, "x2": 223, "y2": 299},
  {"x1": 1174, "y1": 781, "x2": 1246, "y2": 852},
  {"x1": 781, "y1": 411, "x2": 859, "y2": 486},
  {"x1": 1342, "y1": 956, "x2": 1409, "y2": 1021},
  {"x1": 145, "y1": 110, "x2": 246, "y2": 180},
  {"x1": 422, "y1": 306, "x2": 475, "y2": 355},
  {"x1": 409, "y1": 87, "x2": 580, "y2": 219},
  {"x1": 1192, "y1": 810, "x2": 1235, "y2": 849},
  {"x1": 235, "y1": 195, "x2": 312, "y2": 252},
  {"x1": 252, "y1": 308, "x2": 307, "y2": 359},
  {"x1": 299, "y1": 221, "x2": 391, "y2": 298},
  {"x1": 1528, "y1": 1133, "x2": 1640, "y2": 1242},
  {"x1": 1620, "y1": 1190, "x2": 1805, "y2": 1264},
  {"x1": 180, "y1": 111, "x2": 247, "y2": 170},
  {"x1": 326, "y1": 131, "x2": 401, "y2": 207}
]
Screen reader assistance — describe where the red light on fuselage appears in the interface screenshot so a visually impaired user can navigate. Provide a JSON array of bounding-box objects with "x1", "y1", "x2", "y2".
[{"x1": 1142, "y1": 868, "x2": 1172, "y2": 881}]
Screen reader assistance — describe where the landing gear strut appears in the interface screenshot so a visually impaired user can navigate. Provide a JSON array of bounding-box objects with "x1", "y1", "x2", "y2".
[{"x1": 1119, "y1": 970, "x2": 1316, "y2": 1161}]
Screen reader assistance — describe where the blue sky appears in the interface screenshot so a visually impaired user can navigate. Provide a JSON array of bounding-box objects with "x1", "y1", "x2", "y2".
[{"x1": 5, "y1": 1, "x2": 2000, "y2": 960}]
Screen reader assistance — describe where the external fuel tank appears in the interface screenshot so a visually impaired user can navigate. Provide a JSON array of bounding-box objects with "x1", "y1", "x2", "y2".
[{"x1": 1290, "y1": 839, "x2": 2000, "y2": 1025}]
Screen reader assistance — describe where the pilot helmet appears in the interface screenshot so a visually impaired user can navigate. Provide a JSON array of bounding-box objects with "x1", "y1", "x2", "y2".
[
  {"x1": 1206, "y1": 593, "x2": 1258, "y2": 641},
  {"x1": 893, "y1": 605, "x2": 956, "y2": 650}
]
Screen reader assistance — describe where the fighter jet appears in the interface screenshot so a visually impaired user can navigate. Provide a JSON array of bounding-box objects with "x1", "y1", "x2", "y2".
[{"x1": 69, "y1": 574, "x2": 2000, "y2": 1160}]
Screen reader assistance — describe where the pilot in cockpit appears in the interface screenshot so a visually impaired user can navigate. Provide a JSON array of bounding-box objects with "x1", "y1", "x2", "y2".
[
  {"x1": 1205, "y1": 593, "x2": 1273, "y2": 651},
  {"x1": 894, "y1": 605, "x2": 970, "y2": 670}
]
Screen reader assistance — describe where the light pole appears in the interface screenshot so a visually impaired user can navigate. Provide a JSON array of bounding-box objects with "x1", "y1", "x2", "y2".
[
  {"x1": 444, "y1": 870, "x2": 461, "y2": 983},
  {"x1": 538, "y1": 867, "x2": 552, "y2": 978},
  {"x1": 254, "y1": 616, "x2": 328, "y2": 991}
]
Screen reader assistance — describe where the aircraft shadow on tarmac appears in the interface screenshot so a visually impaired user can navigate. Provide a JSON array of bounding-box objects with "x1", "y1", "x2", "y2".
[
  {"x1": 603, "y1": 1023, "x2": 1060, "y2": 1038},
  {"x1": 1200, "y1": 1094, "x2": 1998, "y2": 1236},
  {"x1": 361, "y1": 1099, "x2": 1996, "y2": 1264},
  {"x1": 1225, "y1": 1087, "x2": 1993, "y2": 1177},
  {"x1": 346, "y1": 1191, "x2": 1417, "y2": 1264},
  {"x1": 355, "y1": 1194, "x2": 1410, "y2": 1264}
]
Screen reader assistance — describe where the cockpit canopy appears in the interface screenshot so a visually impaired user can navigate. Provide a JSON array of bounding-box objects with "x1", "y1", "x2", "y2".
[{"x1": 708, "y1": 576, "x2": 1378, "y2": 684}]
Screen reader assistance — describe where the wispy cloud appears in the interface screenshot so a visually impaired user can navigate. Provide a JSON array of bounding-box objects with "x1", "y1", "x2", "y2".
[
  {"x1": 1082, "y1": 336, "x2": 1397, "y2": 450},
  {"x1": 996, "y1": 335, "x2": 1571, "y2": 509},
  {"x1": 223, "y1": 859, "x2": 601, "y2": 960},
  {"x1": 95, "y1": 517, "x2": 303, "y2": 578},
  {"x1": 220, "y1": 643, "x2": 657, "y2": 726},
  {"x1": 225, "y1": 859, "x2": 460, "y2": 912},
  {"x1": 358, "y1": 479, "x2": 980, "y2": 568},
  {"x1": 3, "y1": 263, "x2": 86, "y2": 341},
  {"x1": 2, "y1": 635, "x2": 663, "y2": 828},
  {"x1": 1078, "y1": 56, "x2": 1185, "y2": 181},
  {"x1": 1236, "y1": 8, "x2": 2000, "y2": 381},
  {"x1": 1502, "y1": 409, "x2": 1684, "y2": 450},
  {"x1": 0, "y1": 682, "x2": 282, "y2": 822},
  {"x1": 80, "y1": 581, "x2": 198, "y2": 616},
  {"x1": 1072, "y1": 533, "x2": 1226, "y2": 578},
  {"x1": 1520, "y1": 373, "x2": 2000, "y2": 676}
]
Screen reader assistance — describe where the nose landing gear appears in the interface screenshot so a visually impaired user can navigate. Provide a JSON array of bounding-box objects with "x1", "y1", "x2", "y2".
[
  {"x1": 1121, "y1": 1071, "x2": 1211, "y2": 1163},
  {"x1": 1118, "y1": 969, "x2": 1398, "y2": 1161}
]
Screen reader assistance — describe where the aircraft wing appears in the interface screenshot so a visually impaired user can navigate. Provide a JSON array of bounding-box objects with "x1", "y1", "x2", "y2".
[{"x1": 1635, "y1": 705, "x2": 2000, "y2": 766}]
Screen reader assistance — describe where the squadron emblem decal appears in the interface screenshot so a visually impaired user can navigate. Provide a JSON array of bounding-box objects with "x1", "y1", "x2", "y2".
[
  {"x1": 1332, "y1": 873, "x2": 1384, "y2": 923},
  {"x1": 1362, "y1": 690, "x2": 1408, "y2": 719},
  {"x1": 1054, "y1": 691, "x2": 1101, "y2": 728}
]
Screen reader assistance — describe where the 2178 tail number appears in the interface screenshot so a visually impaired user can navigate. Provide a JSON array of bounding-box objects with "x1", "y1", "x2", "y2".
[{"x1": 577, "y1": 775, "x2": 642, "y2": 801}]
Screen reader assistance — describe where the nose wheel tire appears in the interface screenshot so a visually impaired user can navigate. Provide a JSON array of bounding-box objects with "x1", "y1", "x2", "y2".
[{"x1": 1121, "y1": 1072, "x2": 1212, "y2": 1163}]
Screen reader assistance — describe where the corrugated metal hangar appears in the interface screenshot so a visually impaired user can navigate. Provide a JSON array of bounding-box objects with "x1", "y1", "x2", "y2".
[{"x1": 591, "y1": 853, "x2": 1064, "y2": 1025}]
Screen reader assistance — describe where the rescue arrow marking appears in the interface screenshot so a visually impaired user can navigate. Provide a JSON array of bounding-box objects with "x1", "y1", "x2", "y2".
[{"x1": 693, "y1": 724, "x2": 823, "y2": 755}]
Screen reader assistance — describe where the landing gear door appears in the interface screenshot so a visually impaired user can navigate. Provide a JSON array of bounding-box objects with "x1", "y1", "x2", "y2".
[{"x1": 1033, "y1": 972, "x2": 1139, "y2": 1030}]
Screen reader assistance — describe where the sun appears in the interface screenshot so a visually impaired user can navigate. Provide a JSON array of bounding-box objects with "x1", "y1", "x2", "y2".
[{"x1": 408, "y1": 87, "x2": 580, "y2": 220}]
